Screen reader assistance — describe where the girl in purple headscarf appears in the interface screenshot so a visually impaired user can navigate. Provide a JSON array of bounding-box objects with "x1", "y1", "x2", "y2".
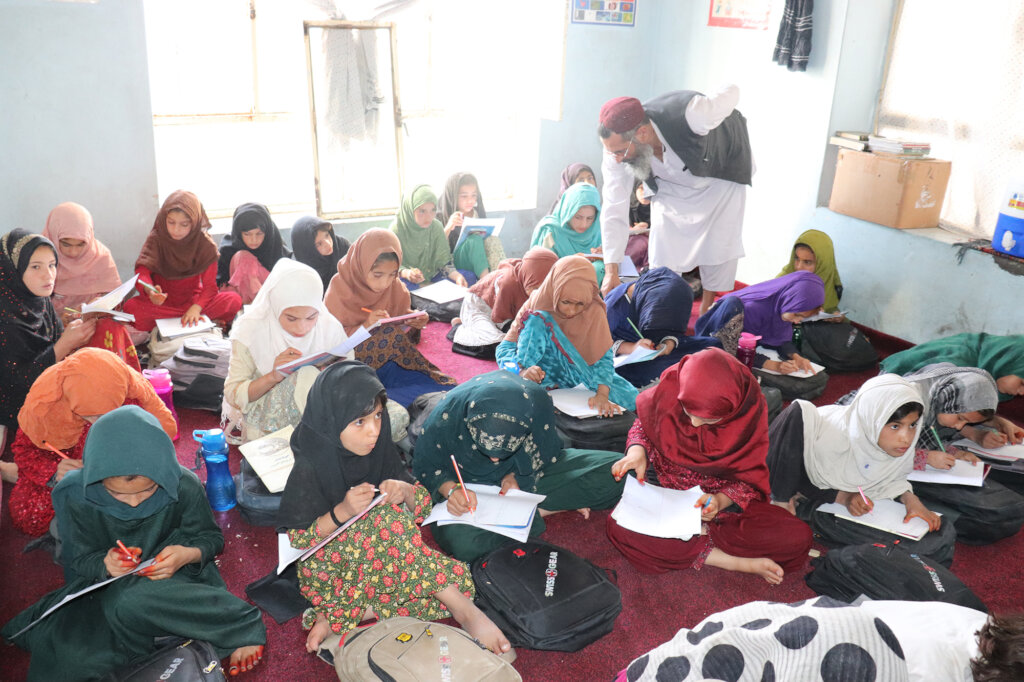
[{"x1": 695, "y1": 271, "x2": 824, "y2": 374}]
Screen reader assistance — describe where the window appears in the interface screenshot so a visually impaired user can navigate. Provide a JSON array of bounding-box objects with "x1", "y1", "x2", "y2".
[
  {"x1": 876, "y1": 0, "x2": 1024, "y2": 238},
  {"x1": 144, "y1": 0, "x2": 567, "y2": 220}
]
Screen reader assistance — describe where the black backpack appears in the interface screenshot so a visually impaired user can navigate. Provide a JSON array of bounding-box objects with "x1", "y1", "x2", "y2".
[
  {"x1": 471, "y1": 539, "x2": 622, "y2": 651},
  {"x1": 799, "y1": 321, "x2": 879, "y2": 372},
  {"x1": 754, "y1": 366, "x2": 829, "y2": 401},
  {"x1": 233, "y1": 459, "x2": 282, "y2": 527},
  {"x1": 99, "y1": 638, "x2": 224, "y2": 681},
  {"x1": 805, "y1": 542, "x2": 987, "y2": 612},
  {"x1": 554, "y1": 409, "x2": 636, "y2": 453}
]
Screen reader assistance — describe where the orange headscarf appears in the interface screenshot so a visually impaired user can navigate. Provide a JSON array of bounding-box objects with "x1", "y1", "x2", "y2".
[
  {"x1": 505, "y1": 255, "x2": 612, "y2": 365},
  {"x1": 17, "y1": 348, "x2": 178, "y2": 449},
  {"x1": 324, "y1": 228, "x2": 412, "y2": 335},
  {"x1": 135, "y1": 190, "x2": 218, "y2": 279}
]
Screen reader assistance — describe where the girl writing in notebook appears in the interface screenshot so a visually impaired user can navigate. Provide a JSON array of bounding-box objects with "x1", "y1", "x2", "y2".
[
  {"x1": 324, "y1": 229, "x2": 454, "y2": 407},
  {"x1": 412, "y1": 370, "x2": 625, "y2": 563},
  {"x1": 276, "y1": 363, "x2": 512, "y2": 657},
  {"x1": 530, "y1": 182, "x2": 606, "y2": 282},
  {"x1": 224, "y1": 260, "x2": 352, "y2": 443},
  {"x1": 694, "y1": 270, "x2": 824, "y2": 372},
  {"x1": 437, "y1": 171, "x2": 505, "y2": 277},
  {"x1": 122, "y1": 190, "x2": 242, "y2": 333},
  {"x1": 607, "y1": 349, "x2": 812, "y2": 584},
  {"x1": 216, "y1": 202, "x2": 291, "y2": 305},
  {"x1": 390, "y1": 184, "x2": 470, "y2": 289},
  {"x1": 9, "y1": 348, "x2": 176, "y2": 537},
  {"x1": 495, "y1": 255, "x2": 638, "y2": 415},
  {"x1": 2, "y1": 406, "x2": 267, "y2": 679},
  {"x1": 766, "y1": 374, "x2": 956, "y2": 566}
]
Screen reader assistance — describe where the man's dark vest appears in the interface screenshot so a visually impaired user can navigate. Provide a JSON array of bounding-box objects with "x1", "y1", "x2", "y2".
[{"x1": 643, "y1": 90, "x2": 753, "y2": 189}]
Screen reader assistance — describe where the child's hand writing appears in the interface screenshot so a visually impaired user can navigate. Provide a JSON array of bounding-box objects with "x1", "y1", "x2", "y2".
[
  {"x1": 364, "y1": 309, "x2": 391, "y2": 329},
  {"x1": 103, "y1": 545, "x2": 142, "y2": 577},
  {"x1": 146, "y1": 284, "x2": 168, "y2": 306},
  {"x1": 445, "y1": 484, "x2": 478, "y2": 517},
  {"x1": 140, "y1": 545, "x2": 201, "y2": 580},
  {"x1": 841, "y1": 490, "x2": 872, "y2": 516},
  {"x1": 695, "y1": 492, "x2": 727, "y2": 522},
  {"x1": 611, "y1": 445, "x2": 648, "y2": 484},
  {"x1": 379, "y1": 479, "x2": 413, "y2": 507},
  {"x1": 450, "y1": 272, "x2": 468, "y2": 288},
  {"x1": 337, "y1": 483, "x2": 376, "y2": 521},
  {"x1": 997, "y1": 417, "x2": 1024, "y2": 444},
  {"x1": 588, "y1": 391, "x2": 622, "y2": 418},
  {"x1": 55, "y1": 457, "x2": 84, "y2": 482},
  {"x1": 926, "y1": 449, "x2": 956, "y2": 470},
  {"x1": 272, "y1": 347, "x2": 304, "y2": 377}
]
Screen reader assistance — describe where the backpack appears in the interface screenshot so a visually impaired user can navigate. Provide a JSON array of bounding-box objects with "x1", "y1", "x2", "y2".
[
  {"x1": 160, "y1": 335, "x2": 233, "y2": 411},
  {"x1": 406, "y1": 391, "x2": 449, "y2": 447},
  {"x1": 471, "y1": 539, "x2": 622, "y2": 651},
  {"x1": 321, "y1": 617, "x2": 521, "y2": 682},
  {"x1": 754, "y1": 366, "x2": 829, "y2": 401},
  {"x1": 98, "y1": 638, "x2": 224, "y2": 682},
  {"x1": 411, "y1": 295, "x2": 462, "y2": 323},
  {"x1": 799, "y1": 321, "x2": 879, "y2": 372},
  {"x1": 554, "y1": 409, "x2": 636, "y2": 454},
  {"x1": 805, "y1": 542, "x2": 987, "y2": 612},
  {"x1": 233, "y1": 459, "x2": 281, "y2": 527},
  {"x1": 761, "y1": 384, "x2": 783, "y2": 423}
]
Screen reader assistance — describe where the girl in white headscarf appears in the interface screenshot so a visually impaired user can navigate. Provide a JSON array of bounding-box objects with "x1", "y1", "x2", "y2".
[
  {"x1": 766, "y1": 374, "x2": 957, "y2": 566},
  {"x1": 225, "y1": 260, "x2": 352, "y2": 442}
]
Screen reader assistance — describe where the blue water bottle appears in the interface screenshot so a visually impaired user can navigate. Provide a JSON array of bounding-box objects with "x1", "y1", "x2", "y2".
[{"x1": 193, "y1": 428, "x2": 236, "y2": 511}]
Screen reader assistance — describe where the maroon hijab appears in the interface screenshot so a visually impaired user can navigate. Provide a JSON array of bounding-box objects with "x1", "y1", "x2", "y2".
[{"x1": 469, "y1": 247, "x2": 558, "y2": 323}]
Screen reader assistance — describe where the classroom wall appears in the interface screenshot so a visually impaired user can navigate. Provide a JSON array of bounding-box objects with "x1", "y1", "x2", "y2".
[
  {"x1": 645, "y1": 0, "x2": 1024, "y2": 342},
  {"x1": 0, "y1": 0, "x2": 159, "y2": 274}
]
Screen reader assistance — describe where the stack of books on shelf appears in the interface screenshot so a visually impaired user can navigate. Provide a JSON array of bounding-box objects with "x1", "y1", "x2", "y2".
[
  {"x1": 867, "y1": 134, "x2": 931, "y2": 157},
  {"x1": 828, "y1": 131, "x2": 869, "y2": 151}
]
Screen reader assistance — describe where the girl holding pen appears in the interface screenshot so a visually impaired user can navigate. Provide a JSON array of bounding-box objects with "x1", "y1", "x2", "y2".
[
  {"x1": 277, "y1": 363, "x2": 511, "y2": 658},
  {"x1": 765, "y1": 374, "x2": 955, "y2": 566}
]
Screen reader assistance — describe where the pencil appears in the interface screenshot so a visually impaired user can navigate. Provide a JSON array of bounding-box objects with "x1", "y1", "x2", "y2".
[
  {"x1": 626, "y1": 317, "x2": 644, "y2": 340},
  {"x1": 361, "y1": 307, "x2": 374, "y2": 314},
  {"x1": 63, "y1": 307, "x2": 79, "y2": 314},
  {"x1": 857, "y1": 486, "x2": 871, "y2": 508},
  {"x1": 450, "y1": 455, "x2": 474, "y2": 513},
  {"x1": 930, "y1": 426, "x2": 947, "y2": 453},
  {"x1": 138, "y1": 279, "x2": 159, "y2": 294},
  {"x1": 116, "y1": 539, "x2": 139, "y2": 564},
  {"x1": 41, "y1": 441, "x2": 70, "y2": 460}
]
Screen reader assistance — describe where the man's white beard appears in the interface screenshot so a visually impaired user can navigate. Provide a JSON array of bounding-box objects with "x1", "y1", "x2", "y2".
[{"x1": 624, "y1": 142, "x2": 654, "y2": 180}]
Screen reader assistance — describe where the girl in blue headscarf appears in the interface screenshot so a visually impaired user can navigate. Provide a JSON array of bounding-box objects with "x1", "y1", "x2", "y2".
[{"x1": 530, "y1": 182, "x2": 605, "y2": 282}]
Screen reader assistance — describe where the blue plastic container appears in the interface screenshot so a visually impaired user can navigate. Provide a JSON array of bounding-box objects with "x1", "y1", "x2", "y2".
[
  {"x1": 992, "y1": 184, "x2": 1024, "y2": 258},
  {"x1": 193, "y1": 428, "x2": 236, "y2": 511}
]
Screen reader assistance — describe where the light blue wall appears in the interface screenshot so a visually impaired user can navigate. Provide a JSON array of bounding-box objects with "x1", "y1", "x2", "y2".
[
  {"x1": 0, "y1": 0, "x2": 159, "y2": 274},
  {"x1": 644, "y1": 0, "x2": 1023, "y2": 342}
]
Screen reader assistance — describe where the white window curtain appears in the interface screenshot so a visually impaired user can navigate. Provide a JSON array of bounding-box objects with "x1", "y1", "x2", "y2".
[{"x1": 877, "y1": 0, "x2": 1024, "y2": 238}]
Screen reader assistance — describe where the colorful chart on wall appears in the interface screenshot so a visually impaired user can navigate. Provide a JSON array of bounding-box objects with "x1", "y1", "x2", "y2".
[
  {"x1": 708, "y1": 0, "x2": 771, "y2": 30},
  {"x1": 571, "y1": 0, "x2": 636, "y2": 27}
]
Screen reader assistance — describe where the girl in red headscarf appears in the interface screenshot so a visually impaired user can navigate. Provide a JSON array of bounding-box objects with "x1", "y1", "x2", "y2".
[{"x1": 607, "y1": 348, "x2": 812, "y2": 583}]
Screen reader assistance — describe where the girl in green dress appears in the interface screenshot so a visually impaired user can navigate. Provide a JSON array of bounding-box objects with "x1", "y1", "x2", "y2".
[
  {"x1": 276, "y1": 361, "x2": 511, "y2": 656},
  {"x1": 412, "y1": 370, "x2": 626, "y2": 562},
  {"x1": 2, "y1": 405, "x2": 266, "y2": 680}
]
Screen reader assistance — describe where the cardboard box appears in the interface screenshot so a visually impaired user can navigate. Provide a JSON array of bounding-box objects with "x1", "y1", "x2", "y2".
[{"x1": 828, "y1": 149, "x2": 951, "y2": 229}]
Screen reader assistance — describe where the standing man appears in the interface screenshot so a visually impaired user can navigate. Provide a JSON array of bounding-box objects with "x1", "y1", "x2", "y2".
[{"x1": 598, "y1": 86, "x2": 753, "y2": 314}]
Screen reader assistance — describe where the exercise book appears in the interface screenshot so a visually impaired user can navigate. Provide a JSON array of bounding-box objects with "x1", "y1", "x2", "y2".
[
  {"x1": 613, "y1": 345, "x2": 663, "y2": 369},
  {"x1": 453, "y1": 217, "x2": 504, "y2": 250},
  {"x1": 276, "y1": 493, "x2": 388, "y2": 574},
  {"x1": 275, "y1": 326, "x2": 372, "y2": 375},
  {"x1": 77, "y1": 274, "x2": 138, "y2": 322},
  {"x1": 238, "y1": 425, "x2": 294, "y2": 493},
  {"x1": 816, "y1": 499, "x2": 937, "y2": 541},
  {"x1": 422, "y1": 484, "x2": 545, "y2": 543},
  {"x1": 756, "y1": 347, "x2": 825, "y2": 378},
  {"x1": 411, "y1": 279, "x2": 468, "y2": 304},
  {"x1": 950, "y1": 439, "x2": 1024, "y2": 462},
  {"x1": 155, "y1": 315, "x2": 216, "y2": 339},
  {"x1": 907, "y1": 459, "x2": 984, "y2": 487}
]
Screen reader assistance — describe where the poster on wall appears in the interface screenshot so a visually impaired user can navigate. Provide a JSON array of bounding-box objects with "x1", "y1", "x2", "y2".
[
  {"x1": 708, "y1": 0, "x2": 771, "y2": 30},
  {"x1": 571, "y1": 0, "x2": 636, "y2": 27}
]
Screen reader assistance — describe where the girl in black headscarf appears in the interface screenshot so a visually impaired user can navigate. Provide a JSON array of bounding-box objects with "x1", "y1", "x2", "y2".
[
  {"x1": 277, "y1": 361, "x2": 511, "y2": 657},
  {"x1": 0, "y1": 229, "x2": 95, "y2": 453},
  {"x1": 217, "y1": 202, "x2": 291, "y2": 304},
  {"x1": 289, "y1": 215, "x2": 350, "y2": 289}
]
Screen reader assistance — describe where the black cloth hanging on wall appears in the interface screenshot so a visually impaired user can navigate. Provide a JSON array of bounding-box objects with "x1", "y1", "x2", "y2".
[{"x1": 773, "y1": 0, "x2": 813, "y2": 72}]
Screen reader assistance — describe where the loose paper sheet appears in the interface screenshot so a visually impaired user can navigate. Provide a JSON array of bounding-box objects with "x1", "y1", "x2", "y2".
[
  {"x1": 411, "y1": 279, "x2": 469, "y2": 304},
  {"x1": 816, "y1": 499, "x2": 935, "y2": 540},
  {"x1": 907, "y1": 459, "x2": 984, "y2": 487},
  {"x1": 613, "y1": 345, "x2": 662, "y2": 369},
  {"x1": 610, "y1": 476, "x2": 703, "y2": 540},
  {"x1": 422, "y1": 484, "x2": 546, "y2": 543},
  {"x1": 755, "y1": 347, "x2": 825, "y2": 378}
]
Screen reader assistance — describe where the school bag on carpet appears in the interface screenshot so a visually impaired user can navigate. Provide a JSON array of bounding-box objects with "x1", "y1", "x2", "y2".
[
  {"x1": 233, "y1": 459, "x2": 281, "y2": 527},
  {"x1": 554, "y1": 409, "x2": 636, "y2": 454},
  {"x1": 160, "y1": 334, "x2": 232, "y2": 411},
  {"x1": 471, "y1": 539, "x2": 622, "y2": 651},
  {"x1": 805, "y1": 542, "x2": 987, "y2": 612},
  {"x1": 317, "y1": 617, "x2": 521, "y2": 682},
  {"x1": 410, "y1": 294, "x2": 462, "y2": 323},
  {"x1": 754, "y1": 366, "x2": 829, "y2": 401},
  {"x1": 98, "y1": 638, "x2": 224, "y2": 682},
  {"x1": 147, "y1": 327, "x2": 224, "y2": 367},
  {"x1": 761, "y1": 384, "x2": 783, "y2": 423},
  {"x1": 799, "y1": 321, "x2": 879, "y2": 372},
  {"x1": 406, "y1": 391, "x2": 448, "y2": 447}
]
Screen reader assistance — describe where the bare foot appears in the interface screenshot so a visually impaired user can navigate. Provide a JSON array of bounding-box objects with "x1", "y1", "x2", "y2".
[
  {"x1": 706, "y1": 549, "x2": 785, "y2": 585},
  {"x1": 435, "y1": 585, "x2": 512, "y2": 655},
  {"x1": 451, "y1": 317, "x2": 462, "y2": 326},
  {"x1": 226, "y1": 644, "x2": 264, "y2": 676},
  {"x1": 305, "y1": 612, "x2": 330, "y2": 653},
  {"x1": 1, "y1": 461, "x2": 18, "y2": 484}
]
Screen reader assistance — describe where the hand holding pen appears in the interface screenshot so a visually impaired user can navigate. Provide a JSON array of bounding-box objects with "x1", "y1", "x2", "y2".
[
  {"x1": 104, "y1": 540, "x2": 142, "y2": 577},
  {"x1": 695, "y1": 492, "x2": 721, "y2": 522}
]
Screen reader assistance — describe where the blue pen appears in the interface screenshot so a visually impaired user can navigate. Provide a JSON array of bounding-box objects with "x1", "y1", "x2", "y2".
[{"x1": 701, "y1": 495, "x2": 712, "y2": 510}]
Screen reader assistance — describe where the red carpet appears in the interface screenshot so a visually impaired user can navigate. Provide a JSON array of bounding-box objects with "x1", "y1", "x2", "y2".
[{"x1": 3, "y1": 318, "x2": 1024, "y2": 681}]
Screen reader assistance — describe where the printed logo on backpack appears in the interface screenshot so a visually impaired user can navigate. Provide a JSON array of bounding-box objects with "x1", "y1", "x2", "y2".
[{"x1": 544, "y1": 551, "x2": 559, "y2": 597}]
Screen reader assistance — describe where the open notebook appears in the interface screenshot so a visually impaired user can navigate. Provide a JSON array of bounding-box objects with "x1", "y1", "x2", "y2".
[
  {"x1": 816, "y1": 498, "x2": 938, "y2": 541},
  {"x1": 421, "y1": 483, "x2": 545, "y2": 543},
  {"x1": 610, "y1": 476, "x2": 703, "y2": 540},
  {"x1": 907, "y1": 459, "x2": 984, "y2": 487}
]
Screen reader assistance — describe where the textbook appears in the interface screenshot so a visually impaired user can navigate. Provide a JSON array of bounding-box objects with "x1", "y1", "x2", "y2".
[
  {"x1": 453, "y1": 217, "x2": 505, "y2": 250},
  {"x1": 755, "y1": 347, "x2": 825, "y2": 378},
  {"x1": 816, "y1": 499, "x2": 938, "y2": 541},
  {"x1": 155, "y1": 315, "x2": 217, "y2": 339},
  {"x1": 422, "y1": 483, "x2": 545, "y2": 543},
  {"x1": 611, "y1": 476, "x2": 703, "y2": 541},
  {"x1": 548, "y1": 384, "x2": 623, "y2": 418},
  {"x1": 907, "y1": 459, "x2": 984, "y2": 487},
  {"x1": 613, "y1": 345, "x2": 662, "y2": 369},
  {"x1": 238, "y1": 425, "x2": 294, "y2": 493},
  {"x1": 9, "y1": 557, "x2": 158, "y2": 638},
  {"x1": 276, "y1": 492, "x2": 388, "y2": 574},
  {"x1": 76, "y1": 274, "x2": 138, "y2": 322},
  {"x1": 410, "y1": 279, "x2": 468, "y2": 304},
  {"x1": 275, "y1": 326, "x2": 372, "y2": 376}
]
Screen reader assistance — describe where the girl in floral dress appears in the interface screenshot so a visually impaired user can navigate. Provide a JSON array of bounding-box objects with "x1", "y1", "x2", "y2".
[{"x1": 276, "y1": 361, "x2": 511, "y2": 656}]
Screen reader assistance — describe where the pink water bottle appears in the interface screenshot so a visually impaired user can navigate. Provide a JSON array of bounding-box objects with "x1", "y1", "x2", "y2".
[
  {"x1": 143, "y1": 368, "x2": 179, "y2": 440},
  {"x1": 737, "y1": 332, "x2": 761, "y2": 369}
]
